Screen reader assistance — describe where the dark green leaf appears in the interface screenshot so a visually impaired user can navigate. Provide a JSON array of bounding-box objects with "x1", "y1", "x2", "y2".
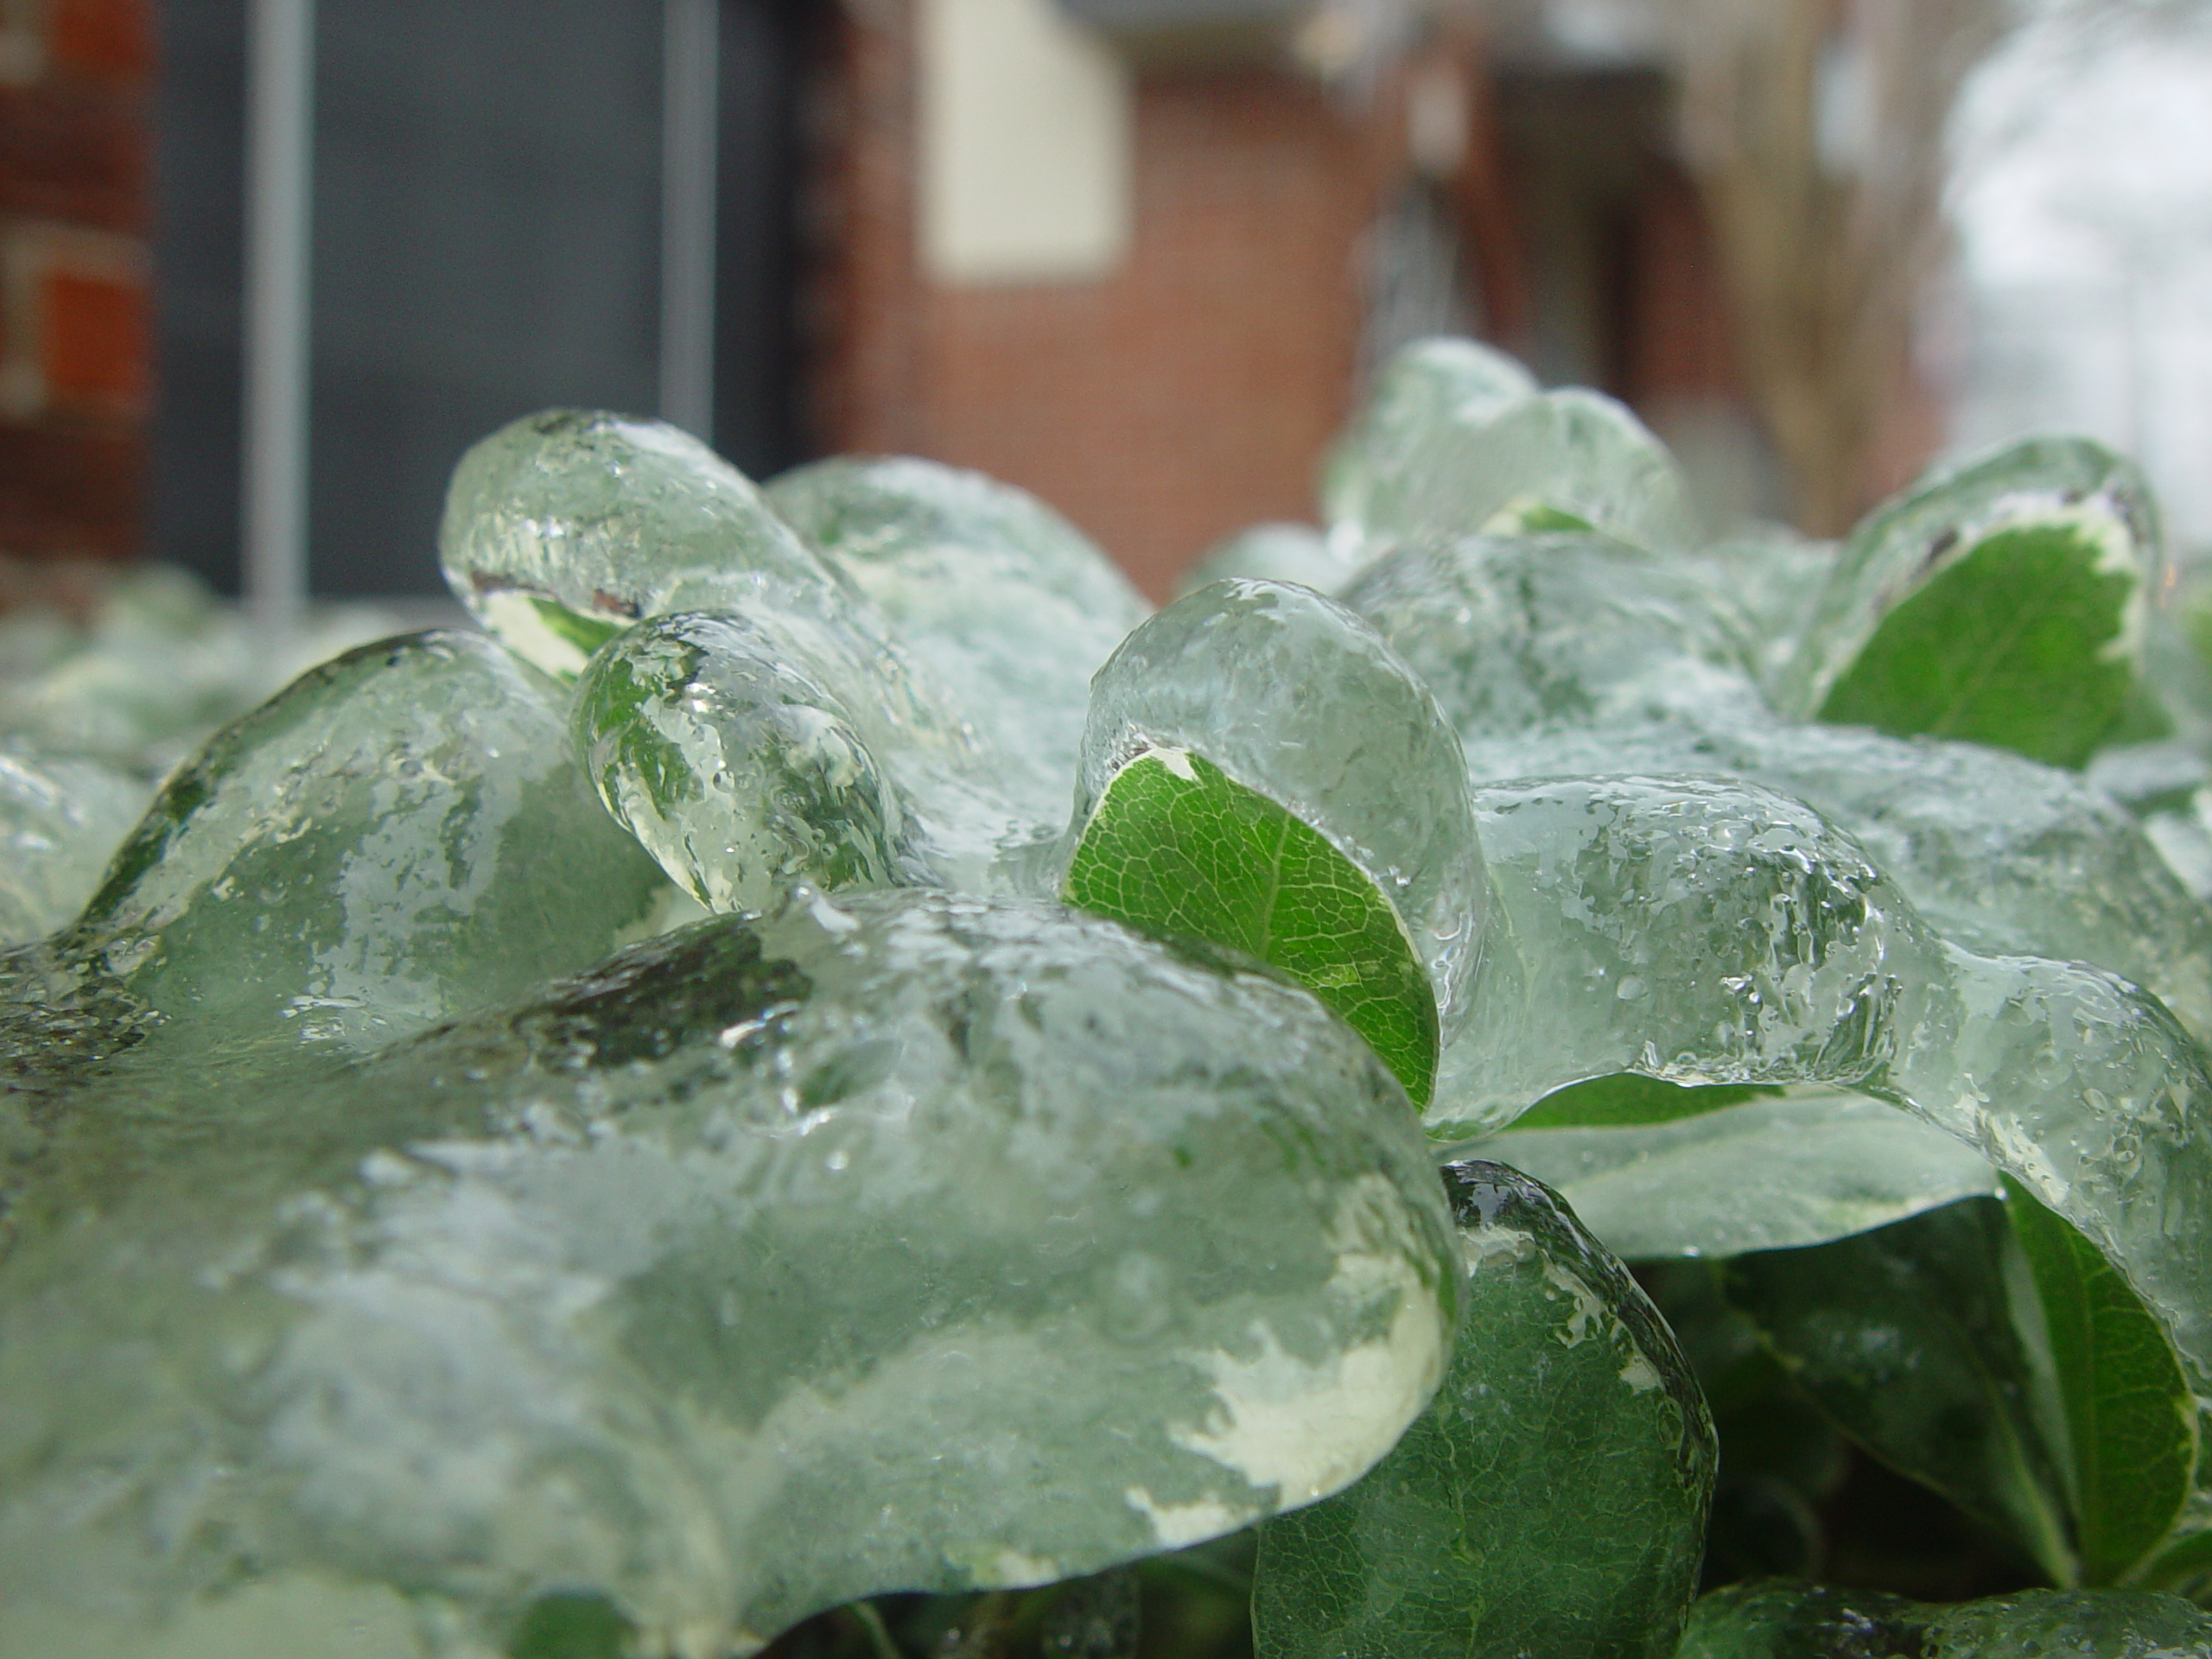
[
  {"x1": 2003, "y1": 1178, "x2": 2196, "y2": 1585},
  {"x1": 1062, "y1": 747, "x2": 1439, "y2": 1105},
  {"x1": 507, "y1": 1591, "x2": 635, "y2": 1659},
  {"x1": 1252, "y1": 1162, "x2": 1714, "y2": 1659},
  {"x1": 1818, "y1": 519, "x2": 2139, "y2": 768},
  {"x1": 1676, "y1": 1582, "x2": 2212, "y2": 1659},
  {"x1": 1514, "y1": 1072, "x2": 1780, "y2": 1129},
  {"x1": 1721, "y1": 1198, "x2": 2075, "y2": 1584}
]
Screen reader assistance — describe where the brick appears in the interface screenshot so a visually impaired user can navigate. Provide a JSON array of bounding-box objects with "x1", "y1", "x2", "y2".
[
  {"x1": 0, "y1": 418, "x2": 142, "y2": 559},
  {"x1": 0, "y1": 79, "x2": 146, "y2": 233},
  {"x1": 41, "y1": 265, "x2": 144, "y2": 413},
  {"x1": 51, "y1": 0, "x2": 153, "y2": 83}
]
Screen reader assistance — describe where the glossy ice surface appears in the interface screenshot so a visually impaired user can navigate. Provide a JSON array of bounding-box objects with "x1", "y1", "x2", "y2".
[
  {"x1": 766, "y1": 457, "x2": 1148, "y2": 812},
  {"x1": 0, "y1": 893, "x2": 1454, "y2": 1657},
  {"x1": 0, "y1": 744, "x2": 149, "y2": 945},
  {"x1": 6, "y1": 340, "x2": 2212, "y2": 1655}
]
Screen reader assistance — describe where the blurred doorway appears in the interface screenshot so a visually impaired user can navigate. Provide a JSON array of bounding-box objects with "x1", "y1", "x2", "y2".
[{"x1": 154, "y1": 0, "x2": 810, "y2": 599}]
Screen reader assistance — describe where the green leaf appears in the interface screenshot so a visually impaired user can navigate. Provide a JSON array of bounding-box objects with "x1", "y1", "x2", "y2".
[
  {"x1": 1062, "y1": 746, "x2": 1440, "y2": 1106},
  {"x1": 1676, "y1": 1582, "x2": 2212, "y2": 1659},
  {"x1": 1481, "y1": 496, "x2": 1599, "y2": 536},
  {"x1": 2003, "y1": 1177, "x2": 2197, "y2": 1585},
  {"x1": 2139, "y1": 1526, "x2": 2212, "y2": 1601},
  {"x1": 474, "y1": 587, "x2": 632, "y2": 680},
  {"x1": 507, "y1": 1591, "x2": 635, "y2": 1659},
  {"x1": 1514, "y1": 1072, "x2": 1779, "y2": 1129},
  {"x1": 1721, "y1": 1198, "x2": 2077, "y2": 1584},
  {"x1": 1818, "y1": 518, "x2": 2140, "y2": 768},
  {"x1": 1252, "y1": 1161, "x2": 1714, "y2": 1659}
]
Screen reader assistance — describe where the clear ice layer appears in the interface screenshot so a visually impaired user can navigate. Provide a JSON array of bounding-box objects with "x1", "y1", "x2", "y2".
[
  {"x1": 575, "y1": 610, "x2": 1039, "y2": 912},
  {"x1": 9, "y1": 630, "x2": 673, "y2": 1062},
  {"x1": 766, "y1": 456, "x2": 1149, "y2": 812},
  {"x1": 0, "y1": 563, "x2": 397, "y2": 778},
  {"x1": 1444, "y1": 771, "x2": 2212, "y2": 1396},
  {"x1": 1455, "y1": 717, "x2": 2212, "y2": 1049},
  {"x1": 0, "y1": 891, "x2": 1455, "y2": 1658},
  {"x1": 0, "y1": 744, "x2": 149, "y2": 945},
  {"x1": 438, "y1": 410, "x2": 865, "y2": 681},
  {"x1": 1474, "y1": 1088, "x2": 2002, "y2": 1261},
  {"x1": 6, "y1": 348, "x2": 2210, "y2": 1654},
  {"x1": 1323, "y1": 337, "x2": 1692, "y2": 556},
  {"x1": 1340, "y1": 530, "x2": 1770, "y2": 735}
]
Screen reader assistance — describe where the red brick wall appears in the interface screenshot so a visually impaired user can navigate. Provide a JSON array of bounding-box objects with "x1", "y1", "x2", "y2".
[
  {"x1": 815, "y1": 6, "x2": 1402, "y2": 601},
  {"x1": 0, "y1": 0, "x2": 149, "y2": 564}
]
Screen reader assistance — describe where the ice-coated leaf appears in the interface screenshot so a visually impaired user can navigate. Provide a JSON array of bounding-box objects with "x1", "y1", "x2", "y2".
[
  {"x1": 1075, "y1": 580, "x2": 1487, "y2": 1038},
  {"x1": 1251, "y1": 1161, "x2": 1714, "y2": 1659},
  {"x1": 575, "y1": 611, "x2": 1046, "y2": 912},
  {"x1": 1675, "y1": 1582, "x2": 2212, "y2": 1659},
  {"x1": 0, "y1": 744, "x2": 149, "y2": 945},
  {"x1": 1779, "y1": 435, "x2": 2157, "y2": 731},
  {"x1": 437, "y1": 410, "x2": 855, "y2": 680},
  {"x1": 1477, "y1": 1087, "x2": 2001, "y2": 1260},
  {"x1": 14, "y1": 631, "x2": 671, "y2": 1060},
  {"x1": 1321, "y1": 337, "x2": 1691, "y2": 554},
  {"x1": 1694, "y1": 527, "x2": 1837, "y2": 696},
  {"x1": 0, "y1": 891, "x2": 1457, "y2": 1656},
  {"x1": 1456, "y1": 717, "x2": 2212, "y2": 1046},
  {"x1": 575, "y1": 610, "x2": 919, "y2": 910},
  {"x1": 0, "y1": 563, "x2": 399, "y2": 778},
  {"x1": 1359, "y1": 531, "x2": 2212, "y2": 1046},
  {"x1": 1721, "y1": 1198, "x2": 2076, "y2": 1583},
  {"x1": 2005, "y1": 1177, "x2": 2197, "y2": 1585},
  {"x1": 1319, "y1": 335, "x2": 1535, "y2": 537},
  {"x1": 1439, "y1": 770, "x2": 2212, "y2": 1411},
  {"x1": 1819, "y1": 517, "x2": 2145, "y2": 767},
  {"x1": 1063, "y1": 746, "x2": 1440, "y2": 1106},
  {"x1": 1339, "y1": 530, "x2": 1767, "y2": 738},
  {"x1": 766, "y1": 456, "x2": 1149, "y2": 812}
]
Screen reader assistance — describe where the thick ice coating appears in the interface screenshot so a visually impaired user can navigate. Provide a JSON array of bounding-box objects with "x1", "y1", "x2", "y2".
[
  {"x1": 1341, "y1": 530, "x2": 1768, "y2": 736},
  {"x1": 766, "y1": 456, "x2": 1149, "y2": 811},
  {"x1": 0, "y1": 891, "x2": 1456, "y2": 1659},
  {"x1": 29, "y1": 630, "x2": 671, "y2": 1058},
  {"x1": 575, "y1": 612, "x2": 1046, "y2": 912},
  {"x1": 1446, "y1": 772, "x2": 2212, "y2": 1396},
  {"x1": 1475, "y1": 1088, "x2": 2004, "y2": 1260},
  {"x1": 0, "y1": 744, "x2": 149, "y2": 944},
  {"x1": 437, "y1": 410, "x2": 855, "y2": 680},
  {"x1": 1323, "y1": 337, "x2": 1692, "y2": 556},
  {"x1": 1074, "y1": 580, "x2": 1488, "y2": 1034},
  {"x1": 1319, "y1": 335, "x2": 1536, "y2": 540},
  {"x1": 1454, "y1": 718, "x2": 2212, "y2": 1049}
]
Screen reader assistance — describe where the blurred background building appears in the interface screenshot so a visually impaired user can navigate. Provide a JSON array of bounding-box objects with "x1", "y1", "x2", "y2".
[{"x1": 0, "y1": 0, "x2": 2206, "y2": 606}]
